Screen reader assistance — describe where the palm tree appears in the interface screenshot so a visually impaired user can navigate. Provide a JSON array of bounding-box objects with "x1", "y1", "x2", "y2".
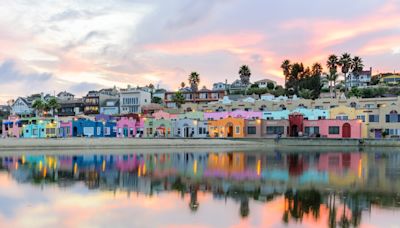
[
  {"x1": 351, "y1": 56, "x2": 364, "y2": 86},
  {"x1": 32, "y1": 99, "x2": 45, "y2": 117},
  {"x1": 339, "y1": 53, "x2": 352, "y2": 91},
  {"x1": 312, "y1": 62, "x2": 323, "y2": 76},
  {"x1": 327, "y1": 54, "x2": 339, "y2": 98},
  {"x1": 281, "y1": 60, "x2": 292, "y2": 86},
  {"x1": 188, "y1": 72, "x2": 200, "y2": 92},
  {"x1": 47, "y1": 97, "x2": 60, "y2": 116},
  {"x1": 239, "y1": 65, "x2": 251, "y2": 85}
]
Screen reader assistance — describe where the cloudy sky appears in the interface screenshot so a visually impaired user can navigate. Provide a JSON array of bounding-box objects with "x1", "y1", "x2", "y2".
[{"x1": 0, "y1": 0, "x2": 399, "y2": 103}]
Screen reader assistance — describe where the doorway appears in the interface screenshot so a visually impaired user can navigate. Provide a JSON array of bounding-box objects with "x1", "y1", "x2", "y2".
[{"x1": 342, "y1": 123, "x2": 351, "y2": 138}]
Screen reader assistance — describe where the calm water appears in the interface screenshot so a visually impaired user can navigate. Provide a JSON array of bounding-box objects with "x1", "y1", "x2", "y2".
[{"x1": 0, "y1": 150, "x2": 399, "y2": 228}]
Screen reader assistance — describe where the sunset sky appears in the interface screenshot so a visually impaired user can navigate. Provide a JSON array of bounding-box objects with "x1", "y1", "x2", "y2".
[{"x1": 0, "y1": 0, "x2": 399, "y2": 103}]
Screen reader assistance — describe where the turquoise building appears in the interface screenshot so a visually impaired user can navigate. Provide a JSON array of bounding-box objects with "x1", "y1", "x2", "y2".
[{"x1": 262, "y1": 108, "x2": 329, "y2": 120}]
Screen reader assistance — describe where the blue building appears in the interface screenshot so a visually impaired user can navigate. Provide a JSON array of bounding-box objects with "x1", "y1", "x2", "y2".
[{"x1": 72, "y1": 119, "x2": 116, "y2": 137}]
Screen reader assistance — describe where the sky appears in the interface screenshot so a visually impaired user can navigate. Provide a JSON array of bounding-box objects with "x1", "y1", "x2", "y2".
[{"x1": 0, "y1": 0, "x2": 399, "y2": 103}]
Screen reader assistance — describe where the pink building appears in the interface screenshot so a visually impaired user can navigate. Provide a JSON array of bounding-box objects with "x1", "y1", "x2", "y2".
[
  {"x1": 2, "y1": 115, "x2": 22, "y2": 138},
  {"x1": 59, "y1": 121, "x2": 72, "y2": 138},
  {"x1": 116, "y1": 117, "x2": 137, "y2": 137},
  {"x1": 303, "y1": 119, "x2": 362, "y2": 139},
  {"x1": 204, "y1": 110, "x2": 262, "y2": 120},
  {"x1": 151, "y1": 110, "x2": 178, "y2": 120}
]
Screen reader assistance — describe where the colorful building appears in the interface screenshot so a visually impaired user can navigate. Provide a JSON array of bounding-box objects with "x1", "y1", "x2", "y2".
[
  {"x1": 2, "y1": 115, "x2": 22, "y2": 138},
  {"x1": 173, "y1": 118, "x2": 208, "y2": 138},
  {"x1": 262, "y1": 108, "x2": 329, "y2": 121},
  {"x1": 144, "y1": 118, "x2": 173, "y2": 137},
  {"x1": 116, "y1": 117, "x2": 137, "y2": 138},
  {"x1": 208, "y1": 117, "x2": 245, "y2": 138},
  {"x1": 59, "y1": 121, "x2": 72, "y2": 138},
  {"x1": 72, "y1": 119, "x2": 116, "y2": 137}
]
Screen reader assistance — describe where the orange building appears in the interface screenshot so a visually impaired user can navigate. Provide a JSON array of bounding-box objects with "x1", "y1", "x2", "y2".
[{"x1": 208, "y1": 117, "x2": 245, "y2": 138}]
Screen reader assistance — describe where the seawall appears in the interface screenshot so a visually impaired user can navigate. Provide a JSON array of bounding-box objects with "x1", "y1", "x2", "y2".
[{"x1": 0, "y1": 137, "x2": 399, "y2": 152}]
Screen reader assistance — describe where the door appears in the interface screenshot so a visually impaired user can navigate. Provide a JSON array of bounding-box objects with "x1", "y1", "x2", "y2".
[
  {"x1": 375, "y1": 129, "x2": 382, "y2": 139},
  {"x1": 291, "y1": 125, "x2": 298, "y2": 137},
  {"x1": 342, "y1": 123, "x2": 351, "y2": 138},
  {"x1": 123, "y1": 128, "x2": 128, "y2": 137},
  {"x1": 227, "y1": 125, "x2": 233, "y2": 137},
  {"x1": 73, "y1": 126, "x2": 78, "y2": 137},
  {"x1": 184, "y1": 127, "x2": 189, "y2": 138}
]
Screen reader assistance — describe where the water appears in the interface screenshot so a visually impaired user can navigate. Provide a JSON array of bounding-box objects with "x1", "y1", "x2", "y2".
[{"x1": 0, "y1": 149, "x2": 399, "y2": 228}]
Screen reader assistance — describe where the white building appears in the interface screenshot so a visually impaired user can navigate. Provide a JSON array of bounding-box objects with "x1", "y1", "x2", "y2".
[
  {"x1": 100, "y1": 99, "x2": 120, "y2": 115},
  {"x1": 253, "y1": 79, "x2": 277, "y2": 88},
  {"x1": 212, "y1": 82, "x2": 230, "y2": 91},
  {"x1": 346, "y1": 67, "x2": 372, "y2": 88},
  {"x1": 119, "y1": 89, "x2": 151, "y2": 114},
  {"x1": 57, "y1": 91, "x2": 75, "y2": 101},
  {"x1": 11, "y1": 97, "x2": 33, "y2": 115}
]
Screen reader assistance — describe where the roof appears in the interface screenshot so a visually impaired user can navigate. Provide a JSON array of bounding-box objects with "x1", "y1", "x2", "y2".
[{"x1": 57, "y1": 91, "x2": 75, "y2": 97}]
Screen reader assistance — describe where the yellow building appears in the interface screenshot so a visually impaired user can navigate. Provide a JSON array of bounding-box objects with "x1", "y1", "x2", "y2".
[
  {"x1": 380, "y1": 74, "x2": 400, "y2": 85},
  {"x1": 45, "y1": 122, "x2": 58, "y2": 138},
  {"x1": 208, "y1": 117, "x2": 245, "y2": 138}
]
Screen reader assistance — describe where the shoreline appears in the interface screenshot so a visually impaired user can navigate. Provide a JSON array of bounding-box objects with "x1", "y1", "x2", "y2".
[{"x1": 0, "y1": 138, "x2": 400, "y2": 152}]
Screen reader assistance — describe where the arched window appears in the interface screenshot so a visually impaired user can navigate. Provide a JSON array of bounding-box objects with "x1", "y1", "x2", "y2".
[
  {"x1": 186, "y1": 107, "x2": 192, "y2": 112},
  {"x1": 279, "y1": 104, "x2": 286, "y2": 110},
  {"x1": 350, "y1": 102, "x2": 357, "y2": 108},
  {"x1": 386, "y1": 110, "x2": 399, "y2": 123}
]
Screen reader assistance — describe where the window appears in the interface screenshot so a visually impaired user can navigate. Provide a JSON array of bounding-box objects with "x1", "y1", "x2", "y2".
[
  {"x1": 97, "y1": 127, "x2": 101, "y2": 135},
  {"x1": 385, "y1": 110, "x2": 400, "y2": 123},
  {"x1": 247, "y1": 126, "x2": 257, "y2": 134},
  {"x1": 365, "y1": 104, "x2": 375, "y2": 109},
  {"x1": 369, "y1": 114, "x2": 379, "y2": 122},
  {"x1": 104, "y1": 127, "x2": 111, "y2": 135},
  {"x1": 266, "y1": 126, "x2": 284, "y2": 135},
  {"x1": 328, "y1": 126, "x2": 340, "y2": 134},
  {"x1": 304, "y1": 127, "x2": 319, "y2": 136},
  {"x1": 357, "y1": 115, "x2": 366, "y2": 122},
  {"x1": 177, "y1": 128, "x2": 181, "y2": 135},
  {"x1": 336, "y1": 115, "x2": 348, "y2": 120},
  {"x1": 235, "y1": 126, "x2": 240, "y2": 134}
]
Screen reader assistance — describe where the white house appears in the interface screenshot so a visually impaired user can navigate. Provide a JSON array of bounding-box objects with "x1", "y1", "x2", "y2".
[
  {"x1": 100, "y1": 99, "x2": 120, "y2": 115},
  {"x1": 346, "y1": 67, "x2": 372, "y2": 88},
  {"x1": 253, "y1": 79, "x2": 277, "y2": 88},
  {"x1": 119, "y1": 89, "x2": 151, "y2": 114},
  {"x1": 11, "y1": 97, "x2": 33, "y2": 115}
]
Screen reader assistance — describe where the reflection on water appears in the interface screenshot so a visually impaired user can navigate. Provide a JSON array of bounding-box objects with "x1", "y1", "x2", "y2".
[{"x1": 0, "y1": 150, "x2": 399, "y2": 227}]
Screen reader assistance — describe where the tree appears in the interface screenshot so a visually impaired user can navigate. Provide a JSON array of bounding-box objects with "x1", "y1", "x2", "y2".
[
  {"x1": 299, "y1": 89, "x2": 313, "y2": 99},
  {"x1": 32, "y1": 99, "x2": 45, "y2": 117},
  {"x1": 188, "y1": 72, "x2": 200, "y2": 92},
  {"x1": 272, "y1": 85, "x2": 285, "y2": 97},
  {"x1": 267, "y1": 82, "x2": 275, "y2": 90},
  {"x1": 172, "y1": 91, "x2": 185, "y2": 108},
  {"x1": 239, "y1": 65, "x2": 251, "y2": 85},
  {"x1": 47, "y1": 97, "x2": 60, "y2": 116},
  {"x1": 326, "y1": 54, "x2": 339, "y2": 98},
  {"x1": 151, "y1": 97, "x2": 162, "y2": 104},
  {"x1": 351, "y1": 56, "x2": 364, "y2": 83},
  {"x1": 339, "y1": 53, "x2": 352, "y2": 91},
  {"x1": 180, "y1": 82, "x2": 186, "y2": 89},
  {"x1": 281, "y1": 60, "x2": 292, "y2": 86}
]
